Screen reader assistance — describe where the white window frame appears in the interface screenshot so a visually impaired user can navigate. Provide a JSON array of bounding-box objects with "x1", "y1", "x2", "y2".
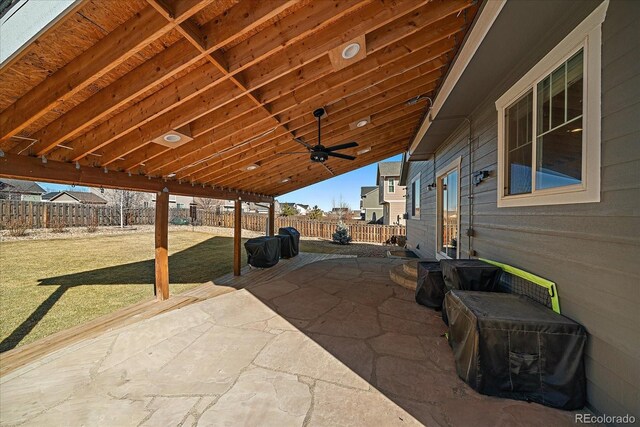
[
  {"x1": 388, "y1": 178, "x2": 395, "y2": 193},
  {"x1": 495, "y1": 1, "x2": 608, "y2": 208},
  {"x1": 410, "y1": 173, "x2": 421, "y2": 220},
  {"x1": 435, "y1": 157, "x2": 461, "y2": 260}
]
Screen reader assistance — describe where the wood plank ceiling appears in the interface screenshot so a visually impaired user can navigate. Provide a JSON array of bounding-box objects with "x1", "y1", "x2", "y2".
[{"x1": 0, "y1": 0, "x2": 478, "y2": 198}]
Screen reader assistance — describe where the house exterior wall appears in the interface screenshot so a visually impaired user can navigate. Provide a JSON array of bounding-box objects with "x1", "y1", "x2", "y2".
[
  {"x1": 361, "y1": 188, "x2": 383, "y2": 222},
  {"x1": 379, "y1": 176, "x2": 407, "y2": 225},
  {"x1": 405, "y1": 1, "x2": 639, "y2": 419},
  {"x1": 379, "y1": 177, "x2": 405, "y2": 204}
]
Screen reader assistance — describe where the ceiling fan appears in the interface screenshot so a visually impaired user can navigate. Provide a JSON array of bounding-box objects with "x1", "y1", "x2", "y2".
[{"x1": 282, "y1": 107, "x2": 359, "y2": 163}]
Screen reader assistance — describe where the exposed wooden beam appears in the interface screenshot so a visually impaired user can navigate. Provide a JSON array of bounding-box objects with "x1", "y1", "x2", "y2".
[
  {"x1": 155, "y1": 190, "x2": 170, "y2": 301},
  {"x1": 233, "y1": 199, "x2": 242, "y2": 276},
  {"x1": 225, "y1": 120, "x2": 419, "y2": 190},
  {"x1": 130, "y1": 46, "x2": 447, "y2": 177},
  {"x1": 0, "y1": 6, "x2": 173, "y2": 141},
  {"x1": 83, "y1": 13, "x2": 463, "y2": 169},
  {"x1": 196, "y1": 105, "x2": 425, "y2": 186},
  {"x1": 48, "y1": 0, "x2": 456, "y2": 165},
  {"x1": 161, "y1": 79, "x2": 434, "y2": 181},
  {"x1": 27, "y1": 0, "x2": 298, "y2": 158},
  {"x1": 268, "y1": 203, "x2": 275, "y2": 237},
  {"x1": 211, "y1": 117, "x2": 421, "y2": 191},
  {"x1": 0, "y1": 152, "x2": 272, "y2": 203}
]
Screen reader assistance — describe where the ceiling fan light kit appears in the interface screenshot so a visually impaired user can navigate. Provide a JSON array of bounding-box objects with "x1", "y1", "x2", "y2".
[{"x1": 288, "y1": 107, "x2": 360, "y2": 167}]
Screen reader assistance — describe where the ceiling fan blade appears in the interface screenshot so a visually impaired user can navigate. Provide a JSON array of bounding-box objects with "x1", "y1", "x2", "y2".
[
  {"x1": 293, "y1": 137, "x2": 313, "y2": 150},
  {"x1": 327, "y1": 151, "x2": 356, "y2": 161},
  {"x1": 325, "y1": 141, "x2": 358, "y2": 152}
]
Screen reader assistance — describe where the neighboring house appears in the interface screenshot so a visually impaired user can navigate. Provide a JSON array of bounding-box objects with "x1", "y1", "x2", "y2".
[
  {"x1": 295, "y1": 204, "x2": 309, "y2": 215},
  {"x1": 42, "y1": 191, "x2": 107, "y2": 204},
  {"x1": 280, "y1": 202, "x2": 308, "y2": 215},
  {"x1": 222, "y1": 200, "x2": 280, "y2": 214},
  {"x1": 360, "y1": 186, "x2": 383, "y2": 223},
  {"x1": 376, "y1": 161, "x2": 406, "y2": 225},
  {"x1": 0, "y1": 179, "x2": 46, "y2": 201},
  {"x1": 400, "y1": 1, "x2": 638, "y2": 420}
]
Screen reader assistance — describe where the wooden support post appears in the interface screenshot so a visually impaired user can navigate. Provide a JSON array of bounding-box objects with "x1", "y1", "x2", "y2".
[
  {"x1": 155, "y1": 190, "x2": 169, "y2": 300},
  {"x1": 234, "y1": 199, "x2": 242, "y2": 276},
  {"x1": 268, "y1": 202, "x2": 275, "y2": 236}
]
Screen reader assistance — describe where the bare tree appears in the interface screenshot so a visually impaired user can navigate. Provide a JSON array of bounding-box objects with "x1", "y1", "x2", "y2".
[
  {"x1": 330, "y1": 195, "x2": 351, "y2": 221},
  {"x1": 194, "y1": 197, "x2": 225, "y2": 213},
  {"x1": 96, "y1": 188, "x2": 148, "y2": 226}
]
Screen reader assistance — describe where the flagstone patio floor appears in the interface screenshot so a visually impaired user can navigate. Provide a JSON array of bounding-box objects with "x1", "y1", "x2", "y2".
[{"x1": 0, "y1": 257, "x2": 581, "y2": 426}]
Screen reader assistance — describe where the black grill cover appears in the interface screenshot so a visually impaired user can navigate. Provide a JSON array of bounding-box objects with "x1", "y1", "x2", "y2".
[
  {"x1": 415, "y1": 261, "x2": 447, "y2": 310},
  {"x1": 276, "y1": 234, "x2": 295, "y2": 258},
  {"x1": 445, "y1": 290, "x2": 586, "y2": 410},
  {"x1": 278, "y1": 227, "x2": 300, "y2": 256},
  {"x1": 244, "y1": 236, "x2": 281, "y2": 268},
  {"x1": 440, "y1": 260, "x2": 502, "y2": 292}
]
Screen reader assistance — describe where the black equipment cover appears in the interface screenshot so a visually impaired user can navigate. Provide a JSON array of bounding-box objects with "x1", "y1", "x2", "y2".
[
  {"x1": 278, "y1": 227, "x2": 300, "y2": 256},
  {"x1": 440, "y1": 259, "x2": 502, "y2": 292},
  {"x1": 415, "y1": 261, "x2": 447, "y2": 310},
  {"x1": 244, "y1": 236, "x2": 281, "y2": 268},
  {"x1": 276, "y1": 234, "x2": 295, "y2": 258},
  {"x1": 445, "y1": 290, "x2": 586, "y2": 410}
]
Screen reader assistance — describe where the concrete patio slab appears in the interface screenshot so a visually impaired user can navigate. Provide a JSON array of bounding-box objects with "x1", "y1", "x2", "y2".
[{"x1": 0, "y1": 258, "x2": 581, "y2": 426}]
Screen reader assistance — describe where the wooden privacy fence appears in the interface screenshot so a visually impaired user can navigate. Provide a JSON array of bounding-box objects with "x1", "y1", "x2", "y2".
[{"x1": 0, "y1": 201, "x2": 405, "y2": 243}]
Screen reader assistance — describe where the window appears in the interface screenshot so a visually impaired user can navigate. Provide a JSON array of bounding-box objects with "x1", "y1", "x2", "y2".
[
  {"x1": 410, "y1": 174, "x2": 421, "y2": 219},
  {"x1": 437, "y1": 158, "x2": 461, "y2": 259},
  {"x1": 496, "y1": 2, "x2": 606, "y2": 207},
  {"x1": 388, "y1": 178, "x2": 395, "y2": 193}
]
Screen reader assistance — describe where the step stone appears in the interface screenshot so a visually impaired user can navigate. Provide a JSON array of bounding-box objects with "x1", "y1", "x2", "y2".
[{"x1": 389, "y1": 263, "x2": 417, "y2": 291}]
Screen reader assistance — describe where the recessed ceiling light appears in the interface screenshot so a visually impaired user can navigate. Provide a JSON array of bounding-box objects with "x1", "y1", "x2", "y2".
[
  {"x1": 341, "y1": 42, "x2": 360, "y2": 59},
  {"x1": 166, "y1": 173, "x2": 176, "y2": 178},
  {"x1": 245, "y1": 164, "x2": 259, "y2": 171},
  {"x1": 569, "y1": 127, "x2": 582, "y2": 133},
  {"x1": 281, "y1": 178, "x2": 290, "y2": 183},
  {"x1": 357, "y1": 147, "x2": 371, "y2": 155},
  {"x1": 163, "y1": 134, "x2": 181, "y2": 143},
  {"x1": 356, "y1": 119, "x2": 368, "y2": 128}
]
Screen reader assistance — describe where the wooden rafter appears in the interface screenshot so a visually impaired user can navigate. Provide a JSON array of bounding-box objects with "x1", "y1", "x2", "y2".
[{"x1": 0, "y1": 0, "x2": 479, "y2": 197}]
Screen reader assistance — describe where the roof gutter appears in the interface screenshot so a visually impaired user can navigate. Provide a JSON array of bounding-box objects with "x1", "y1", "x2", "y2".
[{"x1": 408, "y1": 0, "x2": 506, "y2": 157}]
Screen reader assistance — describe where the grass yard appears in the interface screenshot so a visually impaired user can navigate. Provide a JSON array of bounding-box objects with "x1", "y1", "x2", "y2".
[
  {"x1": 0, "y1": 230, "x2": 247, "y2": 352},
  {"x1": 0, "y1": 229, "x2": 388, "y2": 352}
]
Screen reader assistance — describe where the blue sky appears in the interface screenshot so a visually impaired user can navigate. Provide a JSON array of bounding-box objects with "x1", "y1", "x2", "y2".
[
  {"x1": 37, "y1": 154, "x2": 402, "y2": 210},
  {"x1": 279, "y1": 154, "x2": 402, "y2": 210}
]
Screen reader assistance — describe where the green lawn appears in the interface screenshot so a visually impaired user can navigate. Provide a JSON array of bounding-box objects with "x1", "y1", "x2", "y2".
[
  {"x1": 0, "y1": 231, "x2": 247, "y2": 352},
  {"x1": 0, "y1": 230, "x2": 382, "y2": 352}
]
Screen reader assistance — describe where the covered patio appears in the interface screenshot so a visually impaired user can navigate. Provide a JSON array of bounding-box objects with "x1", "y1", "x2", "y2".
[
  {"x1": 0, "y1": 0, "x2": 589, "y2": 425},
  {"x1": 1, "y1": 257, "x2": 578, "y2": 426}
]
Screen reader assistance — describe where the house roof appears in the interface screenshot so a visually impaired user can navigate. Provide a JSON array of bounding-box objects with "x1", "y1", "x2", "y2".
[
  {"x1": 376, "y1": 161, "x2": 402, "y2": 185},
  {"x1": 360, "y1": 186, "x2": 378, "y2": 197},
  {"x1": 0, "y1": 178, "x2": 45, "y2": 194},
  {"x1": 44, "y1": 191, "x2": 108, "y2": 204},
  {"x1": 0, "y1": 0, "x2": 479, "y2": 200}
]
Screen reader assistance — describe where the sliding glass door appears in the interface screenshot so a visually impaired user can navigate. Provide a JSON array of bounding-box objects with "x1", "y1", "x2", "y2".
[{"x1": 438, "y1": 166, "x2": 459, "y2": 258}]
